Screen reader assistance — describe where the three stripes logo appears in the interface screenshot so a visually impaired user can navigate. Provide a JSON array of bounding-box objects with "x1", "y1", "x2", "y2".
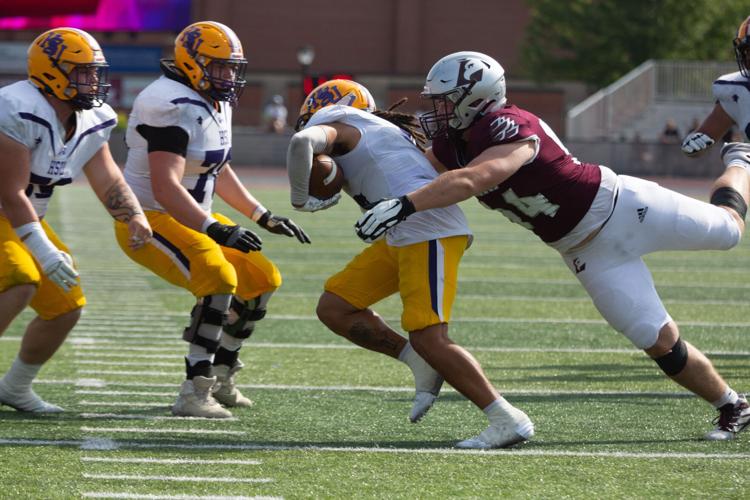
[{"x1": 637, "y1": 206, "x2": 648, "y2": 223}]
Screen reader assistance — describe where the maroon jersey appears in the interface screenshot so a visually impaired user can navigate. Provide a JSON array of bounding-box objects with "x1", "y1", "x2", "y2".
[{"x1": 432, "y1": 105, "x2": 602, "y2": 243}]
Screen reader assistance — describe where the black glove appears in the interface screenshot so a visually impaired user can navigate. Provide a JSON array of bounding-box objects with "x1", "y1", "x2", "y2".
[
  {"x1": 206, "y1": 221, "x2": 262, "y2": 252},
  {"x1": 257, "y1": 211, "x2": 311, "y2": 244}
]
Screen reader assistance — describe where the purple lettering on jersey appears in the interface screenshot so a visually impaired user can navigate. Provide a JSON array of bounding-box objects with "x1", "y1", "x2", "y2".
[{"x1": 432, "y1": 105, "x2": 601, "y2": 243}]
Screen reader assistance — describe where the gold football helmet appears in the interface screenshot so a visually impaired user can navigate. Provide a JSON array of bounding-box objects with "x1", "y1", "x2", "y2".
[
  {"x1": 295, "y1": 79, "x2": 376, "y2": 131},
  {"x1": 174, "y1": 21, "x2": 247, "y2": 105},
  {"x1": 734, "y1": 15, "x2": 750, "y2": 77},
  {"x1": 27, "y1": 27, "x2": 110, "y2": 110}
]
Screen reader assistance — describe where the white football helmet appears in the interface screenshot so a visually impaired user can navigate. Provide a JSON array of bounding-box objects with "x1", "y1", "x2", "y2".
[{"x1": 420, "y1": 51, "x2": 506, "y2": 139}]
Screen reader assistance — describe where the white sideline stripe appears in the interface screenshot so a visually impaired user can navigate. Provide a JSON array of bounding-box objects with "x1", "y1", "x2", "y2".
[
  {"x1": 80, "y1": 427, "x2": 246, "y2": 436},
  {"x1": 82, "y1": 474, "x2": 271, "y2": 484},
  {"x1": 80, "y1": 413, "x2": 238, "y2": 421},
  {"x1": 82, "y1": 457, "x2": 261, "y2": 465},
  {"x1": 3, "y1": 438, "x2": 748, "y2": 459},
  {"x1": 82, "y1": 493, "x2": 279, "y2": 500}
]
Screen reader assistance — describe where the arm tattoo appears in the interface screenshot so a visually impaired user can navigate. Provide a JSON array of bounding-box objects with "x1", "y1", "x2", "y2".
[{"x1": 104, "y1": 180, "x2": 143, "y2": 223}]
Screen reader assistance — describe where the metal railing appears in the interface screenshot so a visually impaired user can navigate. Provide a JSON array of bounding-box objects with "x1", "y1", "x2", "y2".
[{"x1": 567, "y1": 60, "x2": 737, "y2": 140}]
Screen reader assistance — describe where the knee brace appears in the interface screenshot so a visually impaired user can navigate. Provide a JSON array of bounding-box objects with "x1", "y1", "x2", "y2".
[
  {"x1": 654, "y1": 337, "x2": 688, "y2": 376},
  {"x1": 224, "y1": 296, "x2": 267, "y2": 339},
  {"x1": 183, "y1": 295, "x2": 229, "y2": 353},
  {"x1": 710, "y1": 187, "x2": 747, "y2": 221}
]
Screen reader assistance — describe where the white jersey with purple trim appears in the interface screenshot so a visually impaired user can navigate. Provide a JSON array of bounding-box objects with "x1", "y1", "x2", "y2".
[
  {"x1": 125, "y1": 76, "x2": 233, "y2": 213},
  {"x1": 306, "y1": 105, "x2": 471, "y2": 246},
  {"x1": 0, "y1": 80, "x2": 117, "y2": 217},
  {"x1": 713, "y1": 71, "x2": 750, "y2": 141}
]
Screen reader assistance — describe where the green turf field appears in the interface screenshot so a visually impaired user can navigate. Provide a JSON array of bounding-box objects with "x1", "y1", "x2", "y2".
[{"x1": 1, "y1": 180, "x2": 748, "y2": 499}]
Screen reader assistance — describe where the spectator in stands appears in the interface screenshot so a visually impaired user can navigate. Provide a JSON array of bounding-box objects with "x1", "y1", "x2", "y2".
[
  {"x1": 659, "y1": 119, "x2": 681, "y2": 144},
  {"x1": 263, "y1": 94, "x2": 288, "y2": 134}
]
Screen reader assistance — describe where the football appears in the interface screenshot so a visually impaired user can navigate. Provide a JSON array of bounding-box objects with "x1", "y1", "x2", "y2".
[{"x1": 308, "y1": 154, "x2": 344, "y2": 199}]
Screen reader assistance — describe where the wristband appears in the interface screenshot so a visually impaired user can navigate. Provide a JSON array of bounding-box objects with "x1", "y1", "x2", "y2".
[
  {"x1": 201, "y1": 216, "x2": 219, "y2": 233},
  {"x1": 14, "y1": 221, "x2": 59, "y2": 266},
  {"x1": 250, "y1": 205, "x2": 268, "y2": 222}
]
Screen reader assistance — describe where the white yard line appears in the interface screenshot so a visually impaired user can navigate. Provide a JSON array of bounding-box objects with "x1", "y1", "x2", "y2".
[
  {"x1": 68, "y1": 342, "x2": 750, "y2": 356},
  {"x1": 82, "y1": 494, "x2": 280, "y2": 500},
  {"x1": 81, "y1": 457, "x2": 261, "y2": 465},
  {"x1": 77, "y1": 390, "x2": 176, "y2": 396},
  {"x1": 80, "y1": 401, "x2": 171, "y2": 407},
  {"x1": 71, "y1": 314, "x2": 750, "y2": 328},
  {"x1": 73, "y1": 385, "x2": 695, "y2": 398},
  {"x1": 80, "y1": 427, "x2": 246, "y2": 436},
  {"x1": 76, "y1": 361, "x2": 180, "y2": 367},
  {"x1": 2, "y1": 438, "x2": 748, "y2": 460},
  {"x1": 77, "y1": 370, "x2": 180, "y2": 377},
  {"x1": 82, "y1": 474, "x2": 271, "y2": 483},
  {"x1": 80, "y1": 413, "x2": 239, "y2": 421}
]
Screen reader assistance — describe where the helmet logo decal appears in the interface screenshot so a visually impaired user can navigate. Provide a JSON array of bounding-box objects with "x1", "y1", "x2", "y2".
[
  {"x1": 181, "y1": 27, "x2": 203, "y2": 57},
  {"x1": 456, "y1": 58, "x2": 483, "y2": 86},
  {"x1": 40, "y1": 33, "x2": 66, "y2": 63},
  {"x1": 489, "y1": 116, "x2": 519, "y2": 142},
  {"x1": 308, "y1": 85, "x2": 343, "y2": 110}
]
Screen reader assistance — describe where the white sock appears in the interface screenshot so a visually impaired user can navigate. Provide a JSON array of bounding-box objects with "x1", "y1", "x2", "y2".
[
  {"x1": 398, "y1": 342, "x2": 439, "y2": 392},
  {"x1": 398, "y1": 342, "x2": 415, "y2": 363},
  {"x1": 483, "y1": 397, "x2": 516, "y2": 422},
  {"x1": 1, "y1": 357, "x2": 42, "y2": 392},
  {"x1": 711, "y1": 387, "x2": 739, "y2": 409}
]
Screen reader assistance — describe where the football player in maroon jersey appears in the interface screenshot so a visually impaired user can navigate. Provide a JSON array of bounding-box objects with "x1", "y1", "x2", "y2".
[{"x1": 356, "y1": 51, "x2": 750, "y2": 444}]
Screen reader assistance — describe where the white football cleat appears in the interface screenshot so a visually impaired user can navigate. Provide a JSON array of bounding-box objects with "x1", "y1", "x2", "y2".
[
  {"x1": 172, "y1": 376, "x2": 232, "y2": 418},
  {"x1": 456, "y1": 406, "x2": 534, "y2": 449},
  {"x1": 0, "y1": 380, "x2": 63, "y2": 413},
  {"x1": 410, "y1": 383, "x2": 443, "y2": 423},
  {"x1": 213, "y1": 361, "x2": 253, "y2": 408},
  {"x1": 402, "y1": 343, "x2": 443, "y2": 423},
  {"x1": 705, "y1": 395, "x2": 750, "y2": 441}
]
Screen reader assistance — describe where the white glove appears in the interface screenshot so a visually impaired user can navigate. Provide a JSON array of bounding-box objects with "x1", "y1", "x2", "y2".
[
  {"x1": 14, "y1": 221, "x2": 79, "y2": 292},
  {"x1": 721, "y1": 142, "x2": 750, "y2": 170},
  {"x1": 294, "y1": 193, "x2": 342, "y2": 212},
  {"x1": 681, "y1": 132, "x2": 714, "y2": 156},
  {"x1": 42, "y1": 251, "x2": 79, "y2": 292},
  {"x1": 354, "y1": 196, "x2": 416, "y2": 243}
]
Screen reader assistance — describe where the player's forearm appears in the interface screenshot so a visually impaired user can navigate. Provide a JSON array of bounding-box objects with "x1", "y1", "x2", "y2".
[
  {"x1": 215, "y1": 167, "x2": 265, "y2": 220},
  {"x1": 0, "y1": 191, "x2": 39, "y2": 228},
  {"x1": 100, "y1": 178, "x2": 145, "y2": 223},
  {"x1": 408, "y1": 169, "x2": 477, "y2": 212},
  {"x1": 287, "y1": 127, "x2": 328, "y2": 206},
  {"x1": 154, "y1": 181, "x2": 212, "y2": 232}
]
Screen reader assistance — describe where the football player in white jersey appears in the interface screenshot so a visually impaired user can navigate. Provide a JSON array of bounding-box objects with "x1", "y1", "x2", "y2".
[
  {"x1": 120, "y1": 21, "x2": 310, "y2": 418},
  {"x1": 286, "y1": 80, "x2": 533, "y2": 448},
  {"x1": 0, "y1": 28, "x2": 151, "y2": 412},
  {"x1": 682, "y1": 15, "x2": 750, "y2": 167}
]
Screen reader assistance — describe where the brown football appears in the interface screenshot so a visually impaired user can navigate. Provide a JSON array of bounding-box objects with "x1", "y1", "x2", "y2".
[{"x1": 308, "y1": 154, "x2": 344, "y2": 199}]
